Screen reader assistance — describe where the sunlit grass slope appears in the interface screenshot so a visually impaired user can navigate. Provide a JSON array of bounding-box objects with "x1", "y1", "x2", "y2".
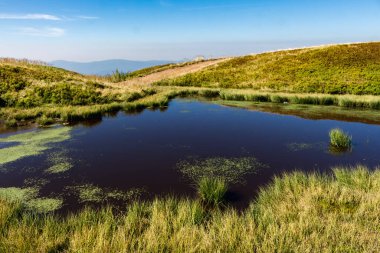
[
  {"x1": 0, "y1": 166, "x2": 379, "y2": 252},
  {"x1": 156, "y1": 42, "x2": 380, "y2": 95}
]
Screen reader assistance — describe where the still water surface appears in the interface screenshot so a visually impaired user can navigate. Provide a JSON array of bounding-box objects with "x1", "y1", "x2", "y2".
[{"x1": 1, "y1": 99, "x2": 380, "y2": 211}]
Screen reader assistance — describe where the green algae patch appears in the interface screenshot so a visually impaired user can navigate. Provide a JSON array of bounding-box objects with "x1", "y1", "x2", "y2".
[
  {"x1": 0, "y1": 127, "x2": 71, "y2": 165},
  {"x1": 24, "y1": 178, "x2": 50, "y2": 187},
  {"x1": 177, "y1": 157, "x2": 263, "y2": 185},
  {"x1": 45, "y1": 150, "x2": 73, "y2": 174},
  {"x1": 46, "y1": 162, "x2": 73, "y2": 174},
  {"x1": 286, "y1": 142, "x2": 325, "y2": 152},
  {"x1": 75, "y1": 184, "x2": 104, "y2": 203},
  {"x1": 25, "y1": 198, "x2": 63, "y2": 213},
  {"x1": 0, "y1": 187, "x2": 38, "y2": 202},
  {"x1": 68, "y1": 184, "x2": 144, "y2": 203}
]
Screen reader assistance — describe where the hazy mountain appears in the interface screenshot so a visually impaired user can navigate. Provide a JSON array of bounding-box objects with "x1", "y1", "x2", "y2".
[{"x1": 50, "y1": 59, "x2": 173, "y2": 75}]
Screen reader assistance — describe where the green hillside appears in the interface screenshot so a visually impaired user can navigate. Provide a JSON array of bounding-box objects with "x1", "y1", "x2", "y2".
[
  {"x1": 0, "y1": 59, "x2": 111, "y2": 108},
  {"x1": 155, "y1": 42, "x2": 380, "y2": 95}
]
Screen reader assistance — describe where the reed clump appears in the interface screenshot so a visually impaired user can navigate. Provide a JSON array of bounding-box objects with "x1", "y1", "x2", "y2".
[
  {"x1": 197, "y1": 177, "x2": 227, "y2": 206},
  {"x1": 329, "y1": 128, "x2": 352, "y2": 149}
]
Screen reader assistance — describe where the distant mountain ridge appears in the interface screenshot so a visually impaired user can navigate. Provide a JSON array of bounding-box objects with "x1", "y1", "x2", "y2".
[{"x1": 50, "y1": 59, "x2": 173, "y2": 75}]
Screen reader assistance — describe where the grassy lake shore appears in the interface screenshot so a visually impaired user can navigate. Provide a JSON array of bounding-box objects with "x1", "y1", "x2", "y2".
[
  {"x1": 2, "y1": 42, "x2": 380, "y2": 128},
  {"x1": 0, "y1": 165, "x2": 379, "y2": 252}
]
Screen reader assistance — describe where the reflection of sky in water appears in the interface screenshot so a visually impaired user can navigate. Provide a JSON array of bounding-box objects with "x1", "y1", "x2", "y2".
[{"x1": 0, "y1": 142, "x2": 20, "y2": 149}]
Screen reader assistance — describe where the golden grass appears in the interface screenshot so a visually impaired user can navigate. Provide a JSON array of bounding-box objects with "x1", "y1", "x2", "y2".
[{"x1": 0, "y1": 166, "x2": 379, "y2": 252}]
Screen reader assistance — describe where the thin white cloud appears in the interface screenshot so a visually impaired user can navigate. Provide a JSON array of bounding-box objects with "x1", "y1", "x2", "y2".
[
  {"x1": 17, "y1": 27, "x2": 65, "y2": 37},
  {"x1": 0, "y1": 13, "x2": 61, "y2": 20},
  {"x1": 76, "y1": 15, "x2": 99, "y2": 20}
]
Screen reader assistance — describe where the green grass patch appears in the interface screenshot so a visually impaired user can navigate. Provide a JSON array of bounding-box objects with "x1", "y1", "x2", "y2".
[
  {"x1": 0, "y1": 187, "x2": 62, "y2": 213},
  {"x1": 0, "y1": 187, "x2": 38, "y2": 202},
  {"x1": 25, "y1": 198, "x2": 63, "y2": 213},
  {"x1": 155, "y1": 42, "x2": 380, "y2": 95}
]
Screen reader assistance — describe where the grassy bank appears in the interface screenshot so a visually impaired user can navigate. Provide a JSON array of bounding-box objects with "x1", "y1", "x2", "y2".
[
  {"x1": 0, "y1": 165, "x2": 379, "y2": 252},
  {"x1": 3, "y1": 86, "x2": 380, "y2": 127},
  {"x1": 154, "y1": 42, "x2": 380, "y2": 95}
]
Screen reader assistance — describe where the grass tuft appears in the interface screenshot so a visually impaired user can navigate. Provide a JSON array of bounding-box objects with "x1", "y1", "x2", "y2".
[
  {"x1": 197, "y1": 177, "x2": 227, "y2": 206},
  {"x1": 329, "y1": 128, "x2": 352, "y2": 149}
]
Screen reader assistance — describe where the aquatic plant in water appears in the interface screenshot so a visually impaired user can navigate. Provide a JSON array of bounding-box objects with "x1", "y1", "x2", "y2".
[
  {"x1": 45, "y1": 150, "x2": 73, "y2": 174},
  {"x1": 177, "y1": 157, "x2": 262, "y2": 184},
  {"x1": 0, "y1": 127, "x2": 71, "y2": 165},
  {"x1": 68, "y1": 184, "x2": 144, "y2": 203},
  {"x1": 0, "y1": 186, "x2": 63, "y2": 213},
  {"x1": 286, "y1": 142, "x2": 325, "y2": 152},
  {"x1": 329, "y1": 128, "x2": 352, "y2": 150}
]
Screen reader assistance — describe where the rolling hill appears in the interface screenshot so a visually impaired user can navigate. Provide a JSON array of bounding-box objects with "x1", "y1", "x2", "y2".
[{"x1": 154, "y1": 42, "x2": 380, "y2": 95}]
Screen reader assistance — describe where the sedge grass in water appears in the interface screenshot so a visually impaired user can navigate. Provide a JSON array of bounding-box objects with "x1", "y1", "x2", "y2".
[
  {"x1": 329, "y1": 128, "x2": 352, "y2": 150},
  {"x1": 197, "y1": 177, "x2": 228, "y2": 206}
]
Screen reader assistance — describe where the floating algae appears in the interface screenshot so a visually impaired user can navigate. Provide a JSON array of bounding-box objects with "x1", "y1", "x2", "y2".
[
  {"x1": 46, "y1": 162, "x2": 73, "y2": 174},
  {"x1": 286, "y1": 142, "x2": 325, "y2": 152},
  {"x1": 177, "y1": 157, "x2": 263, "y2": 184},
  {"x1": 68, "y1": 184, "x2": 144, "y2": 203},
  {"x1": 0, "y1": 127, "x2": 72, "y2": 165},
  {"x1": 0, "y1": 187, "x2": 63, "y2": 213},
  {"x1": 45, "y1": 150, "x2": 73, "y2": 174},
  {"x1": 24, "y1": 178, "x2": 50, "y2": 187}
]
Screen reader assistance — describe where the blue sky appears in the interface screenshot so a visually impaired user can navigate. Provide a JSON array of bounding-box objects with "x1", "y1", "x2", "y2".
[{"x1": 0, "y1": 0, "x2": 379, "y2": 61}]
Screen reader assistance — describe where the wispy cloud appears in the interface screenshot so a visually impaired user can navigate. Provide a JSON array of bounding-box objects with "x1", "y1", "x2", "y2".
[
  {"x1": 0, "y1": 13, "x2": 61, "y2": 20},
  {"x1": 16, "y1": 27, "x2": 65, "y2": 37},
  {"x1": 76, "y1": 15, "x2": 99, "y2": 20}
]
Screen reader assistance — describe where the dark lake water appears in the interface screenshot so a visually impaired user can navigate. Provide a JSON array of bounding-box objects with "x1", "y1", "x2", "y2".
[{"x1": 1, "y1": 99, "x2": 380, "y2": 211}]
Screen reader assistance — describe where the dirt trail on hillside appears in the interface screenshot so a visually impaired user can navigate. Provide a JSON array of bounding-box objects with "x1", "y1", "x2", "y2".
[{"x1": 120, "y1": 58, "x2": 228, "y2": 86}]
